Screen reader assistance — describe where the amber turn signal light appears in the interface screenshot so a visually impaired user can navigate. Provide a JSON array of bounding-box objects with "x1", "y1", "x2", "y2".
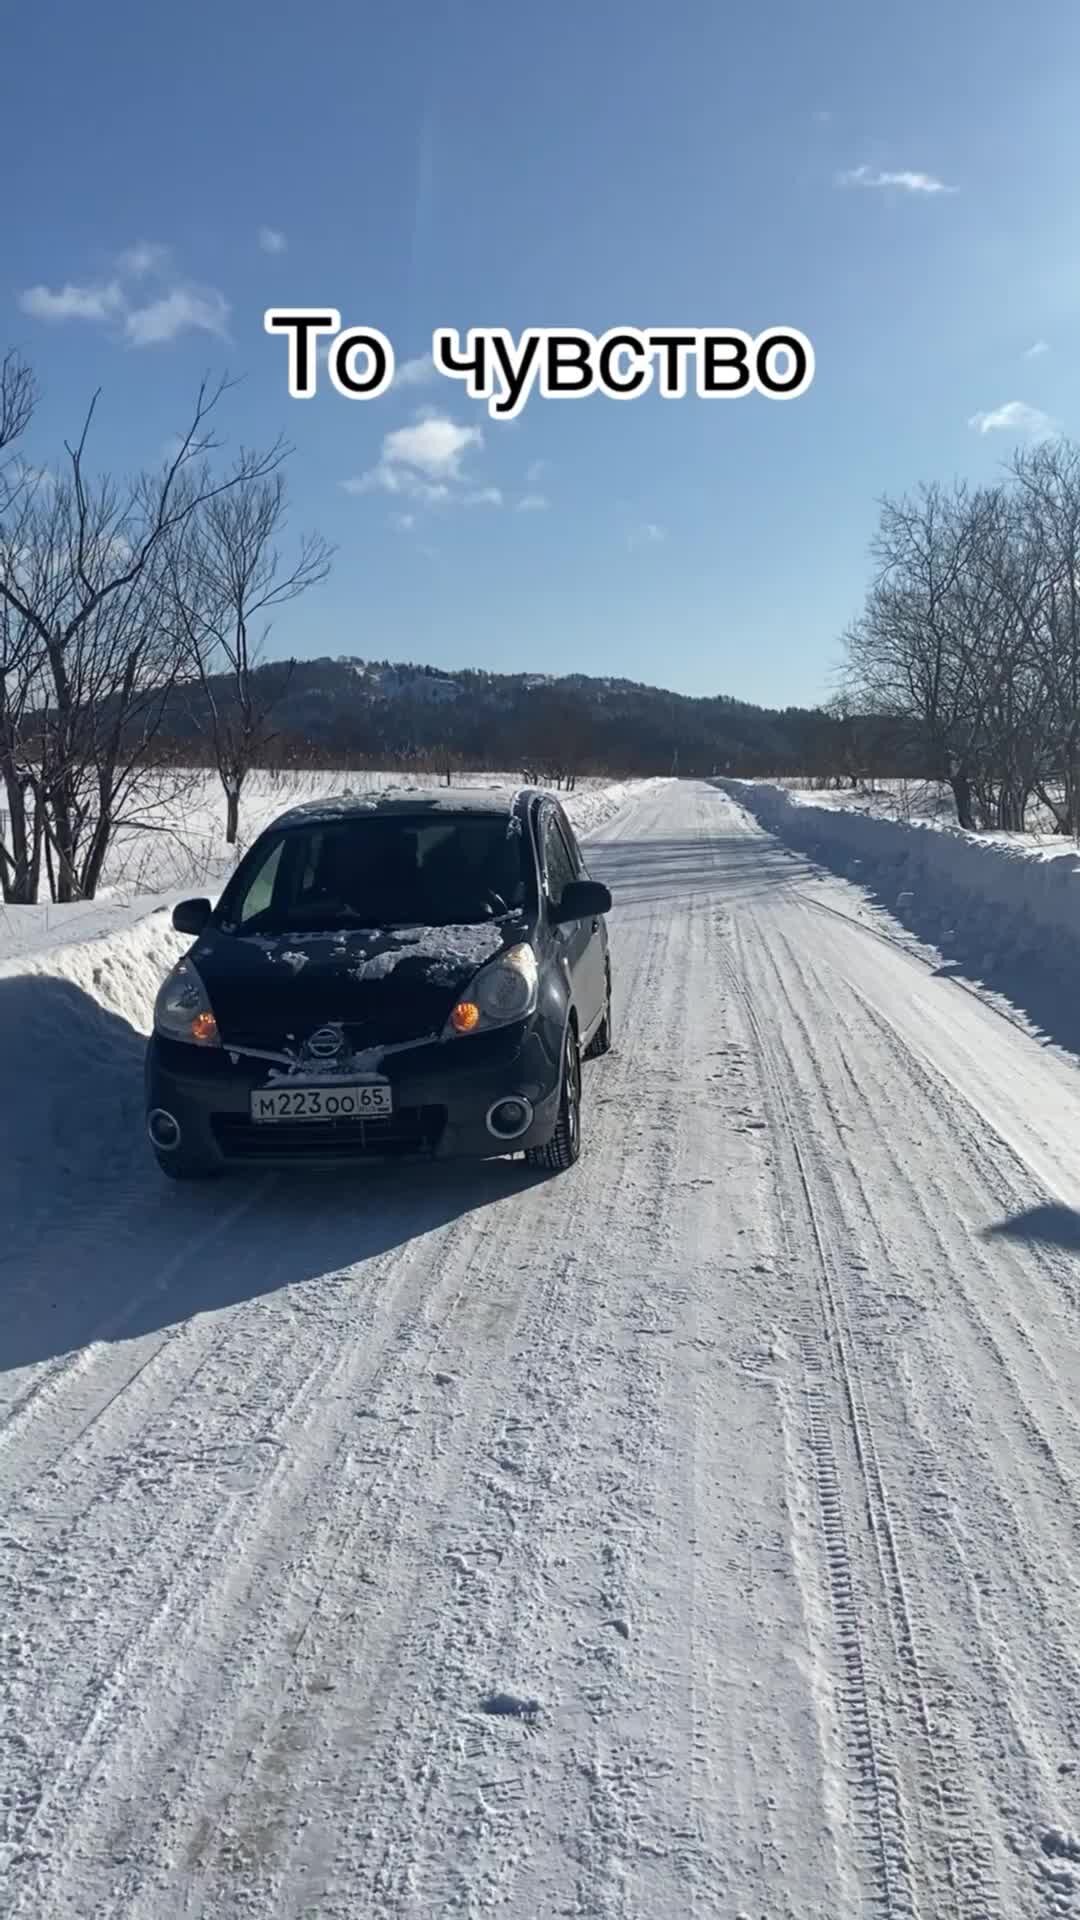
[
  {"x1": 450, "y1": 1001, "x2": 481, "y2": 1034},
  {"x1": 190, "y1": 1011, "x2": 219, "y2": 1044}
]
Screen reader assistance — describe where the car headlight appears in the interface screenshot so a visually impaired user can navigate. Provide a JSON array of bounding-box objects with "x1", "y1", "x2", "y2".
[
  {"x1": 447, "y1": 944, "x2": 538, "y2": 1035},
  {"x1": 153, "y1": 959, "x2": 221, "y2": 1046}
]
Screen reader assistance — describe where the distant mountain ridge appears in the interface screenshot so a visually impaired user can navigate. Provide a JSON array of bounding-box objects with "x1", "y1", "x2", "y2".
[{"x1": 148, "y1": 654, "x2": 914, "y2": 779}]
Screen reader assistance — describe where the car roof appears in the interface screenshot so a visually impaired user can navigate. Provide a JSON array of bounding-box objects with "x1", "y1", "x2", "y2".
[{"x1": 270, "y1": 783, "x2": 552, "y2": 829}]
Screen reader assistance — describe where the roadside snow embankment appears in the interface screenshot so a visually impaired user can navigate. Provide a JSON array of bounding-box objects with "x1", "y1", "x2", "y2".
[
  {"x1": 722, "y1": 778, "x2": 1080, "y2": 1052},
  {"x1": 0, "y1": 912, "x2": 189, "y2": 1226},
  {"x1": 562, "y1": 776, "x2": 671, "y2": 836}
]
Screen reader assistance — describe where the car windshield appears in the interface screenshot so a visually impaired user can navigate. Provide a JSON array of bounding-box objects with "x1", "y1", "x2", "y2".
[{"x1": 219, "y1": 812, "x2": 530, "y2": 934}]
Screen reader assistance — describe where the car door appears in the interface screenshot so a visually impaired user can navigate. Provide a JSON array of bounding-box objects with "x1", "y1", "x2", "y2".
[{"x1": 540, "y1": 804, "x2": 605, "y2": 1039}]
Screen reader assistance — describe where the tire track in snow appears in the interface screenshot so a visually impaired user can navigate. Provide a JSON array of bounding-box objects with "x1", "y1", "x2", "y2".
[
  {"x1": 733, "y1": 959, "x2": 925, "y2": 1920},
  {"x1": 730, "y1": 915, "x2": 1001, "y2": 1920},
  {"x1": 264, "y1": 896, "x2": 690, "y2": 1919},
  {"x1": 777, "y1": 914, "x2": 1080, "y2": 1566},
  {"x1": 820, "y1": 965, "x2": 1080, "y2": 1520},
  {"x1": 742, "y1": 888, "x2": 1080, "y2": 1915},
  {"x1": 4, "y1": 1170, "x2": 574, "y2": 1914},
  {"x1": 778, "y1": 937, "x2": 1080, "y2": 1901}
]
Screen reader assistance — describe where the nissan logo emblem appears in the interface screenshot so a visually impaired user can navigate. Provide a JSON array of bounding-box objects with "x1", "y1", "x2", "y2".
[{"x1": 307, "y1": 1026, "x2": 342, "y2": 1059}]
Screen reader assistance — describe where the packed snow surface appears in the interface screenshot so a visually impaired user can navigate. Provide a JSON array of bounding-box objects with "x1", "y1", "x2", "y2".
[{"x1": 7, "y1": 779, "x2": 1080, "y2": 1916}]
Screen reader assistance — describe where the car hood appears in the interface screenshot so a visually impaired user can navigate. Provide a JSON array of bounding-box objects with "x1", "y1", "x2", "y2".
[{"x1": 188, "y1": 919, "x2": 526, "y2": 1060}]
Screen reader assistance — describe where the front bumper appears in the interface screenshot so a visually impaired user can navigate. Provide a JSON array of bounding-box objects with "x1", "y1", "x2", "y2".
[{"x1": 145, "y1": 1020, "x2": 563, "y2": 1168}]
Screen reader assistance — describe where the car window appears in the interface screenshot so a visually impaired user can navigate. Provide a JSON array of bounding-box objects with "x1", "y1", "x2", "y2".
[
  {"x1": 219, "y1": 812, "x2": 529, "y2": 932},
  {"x1": 235, "y1": 837, "x2": 285, "y2": 926},
  {"x1": 558, "y1": 811, "x2": 586, "y2": 876},
  {"x1": 542, "y1": 812, "x2": 577, "y2": 907},
  {"x1": 298, "y1": 831, "x2": 324, "y2": 898}
]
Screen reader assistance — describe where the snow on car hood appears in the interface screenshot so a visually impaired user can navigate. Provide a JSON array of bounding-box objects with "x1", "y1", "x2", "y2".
[
  {"x1": 188, "y1": 919, "x2": 529, "y2": 1079},
  {"x1": 192, "y1": 917, "x2": 525, "y2": 996}
]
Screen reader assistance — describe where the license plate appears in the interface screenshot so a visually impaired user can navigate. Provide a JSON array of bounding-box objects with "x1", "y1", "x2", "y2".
[{"x1": 250, "y1": 1083, "x2": 393, "y2": 1123}]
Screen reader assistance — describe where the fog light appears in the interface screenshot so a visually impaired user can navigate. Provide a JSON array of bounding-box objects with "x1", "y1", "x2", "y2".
[
  {"x1": 485, "y1": 1097, "x2": 534, "y2": 1141},
  {"x1": 148, "y1": 1108, "x2": 182, "y2": 1151}
]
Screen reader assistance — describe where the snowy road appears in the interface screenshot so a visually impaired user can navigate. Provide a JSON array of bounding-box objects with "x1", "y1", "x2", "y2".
[{"x1": 6, "y1": 779, "x2": 1080, "y2": 1918}]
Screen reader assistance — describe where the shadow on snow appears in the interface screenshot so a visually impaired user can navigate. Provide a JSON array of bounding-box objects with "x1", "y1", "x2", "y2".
[{"x1": 0, "y1": 971, "x2": 551, "y2": 1374}]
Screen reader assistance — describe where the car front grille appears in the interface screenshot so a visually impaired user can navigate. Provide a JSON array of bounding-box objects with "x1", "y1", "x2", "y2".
[
  {"x1": 221, "y1": 1021, "x2": 426, "y2": 1057},
  {"x1": 211, "y1": 1105, "x2": 446, "y2": 1160},
  {"x1": 212, "y1": 978, "x2": 459, "y2": 1056}
]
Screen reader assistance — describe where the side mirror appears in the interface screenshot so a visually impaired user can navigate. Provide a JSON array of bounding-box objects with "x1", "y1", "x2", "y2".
[
  {"x1": 172, "y1": 897, "x2": 212, "y2": 936},
  {"x1": 549, "y1": 879, "x2": 612, "y2": 926}
]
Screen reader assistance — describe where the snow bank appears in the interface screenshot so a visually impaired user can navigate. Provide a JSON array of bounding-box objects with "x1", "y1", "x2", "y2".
[
  {"x1": 722, "y1": 778, "x2": 1080, "y2": 1003},
  {"x1": 0, "y1": 911, "x2": 190, "y2": 1230},
  {"x1": 563, "y1": 776, "x2": 672, "y2": 837},
  {"x1": 768, "y1": 776, "x2": 1068, "y2": 845}
]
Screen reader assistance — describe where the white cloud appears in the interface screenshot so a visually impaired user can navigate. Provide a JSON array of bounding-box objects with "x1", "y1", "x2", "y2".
[
  {"x1": 118, "y1": 242, "x2": 171, "y2": 277},
  {"x1": 258, "y1": 227, "x2": 287, "y2": 255},
  {"x1": 382, "y1": 416, "x2": 482, "y2": 479},
  {"x1": 344, "y1": 413, "x2": 495, "y2": 509},
  {"x1": 627, "y1": 522, "x2": 666, "y2": 549},
  {"x1": 19, "y1": 280, "x2": 125, "y2": 322},
  {"x1": 394, "y1": 353, "x2": 438, "y2": 388},
  {"x1": 1023, "y1": 339, "x2": 1050, "y2": 359},
  {"x1": 968, "y1": 400, "x2": 1059, "y2": 441},
  {"x1": 125, "y1": 286, "x2": 231, "y2": 347},
  {"x1": 836, "y1": 164, "x2": 956, "y2": 194},
  {"x1": 516, "y1": 492, "x2": 549, "y2": 511},
  {"x1": 343, "y1": 467, "x2": 450, "y2": 502},
  {"x1": 391, "y1": 512, "x2": 416, "y2": 531},
  {"x1": 19, "y1": 246, "x2": 231, "y2": 350}
]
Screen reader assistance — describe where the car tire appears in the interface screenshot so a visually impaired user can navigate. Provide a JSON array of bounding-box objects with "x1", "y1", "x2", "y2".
[
  {"x1": 525, "y1": 1025, "x2": 582, "y2": 1173},
  {"x1": 584, "y1": 964, "x2": 613, "y2": 1060}
]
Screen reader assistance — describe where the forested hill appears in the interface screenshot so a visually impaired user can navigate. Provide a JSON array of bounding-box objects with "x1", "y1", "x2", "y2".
[{"x1": 153, "y1": 656, "x2": 912, "y2": 778}]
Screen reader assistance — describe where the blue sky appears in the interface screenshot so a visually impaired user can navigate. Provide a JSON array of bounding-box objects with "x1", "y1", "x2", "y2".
[{"x1": 6, "y1": 0, "x2": 1078, "y2": 707}]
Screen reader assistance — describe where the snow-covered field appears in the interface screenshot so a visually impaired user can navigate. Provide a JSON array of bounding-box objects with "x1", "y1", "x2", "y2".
[
  {"x1": 771, "y1": 773, "x2": 1078, "y2": 847},
  {"x1": 0, "y1": 768, "x2": 653, "y2": 961},
  {"x1": 771, "y1": 775, "x2": 962, "y2": 825},
  {"x1": 7, "y1": 778, "x2": 1080, "y2": 1916}
]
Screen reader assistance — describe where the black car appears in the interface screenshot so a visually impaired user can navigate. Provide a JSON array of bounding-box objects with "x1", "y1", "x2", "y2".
[{"x1": 145, "y1": 785, "x2": 613, "y2": 1180}]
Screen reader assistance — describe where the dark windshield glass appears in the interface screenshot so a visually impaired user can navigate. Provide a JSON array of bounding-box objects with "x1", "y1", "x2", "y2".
[{"x1": 219, "y1": 813, "x2": 529, "y2": 933}]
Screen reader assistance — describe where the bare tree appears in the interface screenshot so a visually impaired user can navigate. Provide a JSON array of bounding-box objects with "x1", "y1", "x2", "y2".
[
  {"x1": 844, "y1": 483, "x2": 1019, "y2": 830},
  {"x1": 171, "y1": 470, "x2": 333, "y2": 842},
  {"x1": 837, "y1": 457, "x2": 1080, "y2": 834},
  {"x1": 0, "y1": 371, "x2": 292, "y2": 899},
  {"x1": 0, "y1": 351, "x2": 43, "y2": 899},
  {"x1": 0, "y1": 591, "x2": 47, "y2": 902},
  {"x1": 0, "y1": 350, "x2": 37, "y2": 487},
  {"x1": 1008, "y1": 441, "x2": 1080, "y2": 834}
]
